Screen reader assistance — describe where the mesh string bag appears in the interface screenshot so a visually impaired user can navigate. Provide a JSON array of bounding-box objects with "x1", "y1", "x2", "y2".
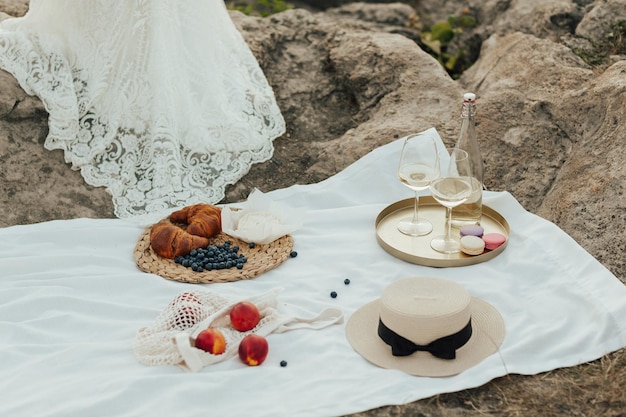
[{"x1": 133, "y1": 288, "x2": 343, "y2": 372}]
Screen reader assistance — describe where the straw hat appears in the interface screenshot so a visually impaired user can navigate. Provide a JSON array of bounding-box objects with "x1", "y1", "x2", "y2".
[{"x1": 345, "y1": 277, "x2": 505, "y2": 377}]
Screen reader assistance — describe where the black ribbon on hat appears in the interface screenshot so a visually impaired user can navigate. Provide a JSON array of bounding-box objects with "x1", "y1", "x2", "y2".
[{"x1": 377, "y1": 318, "x2": 473, "y2": 360}]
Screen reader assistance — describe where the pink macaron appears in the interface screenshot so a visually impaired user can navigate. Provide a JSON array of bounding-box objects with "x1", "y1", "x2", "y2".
[{"x1": 482, "y1": 233, "x2": 507, "y2": 250}]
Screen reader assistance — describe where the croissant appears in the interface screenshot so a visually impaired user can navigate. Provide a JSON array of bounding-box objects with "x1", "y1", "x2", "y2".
[
  {"x1": 150, "y1": 220, "x2": 210, "y2": 259},
  {"x1": 169, "y1": 203, "x2": 222, "y2": 238}
]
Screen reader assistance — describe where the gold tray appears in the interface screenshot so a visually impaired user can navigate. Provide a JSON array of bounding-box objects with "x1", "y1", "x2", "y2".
[{"x1": 375, "y1": 196, "x2": 510, "y2": 267}]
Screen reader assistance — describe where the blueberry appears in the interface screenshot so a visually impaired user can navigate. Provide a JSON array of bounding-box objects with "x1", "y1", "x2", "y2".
[
  {"x1": 280, "y1": 360, "x2": 288, "y2": 367},
  {"x1": 236, "y1": 263, "x2": 244, "y2": 269},
  {"x1": 190, "y1": 249, "x2": 197, "y2": 256},
  {"x1": 344, "y1": 279, "x2": 350, "y2": 285},
  {"x1": 289, "y1": 251, "x2": 298, "y2": 258},
  {"x1": 249, "y1": 242, "x2": 255, "y2": 249},
  {"x1": 330, "y1": 291, "x2": 337, "y2": 298},
  {"x1": 232, "y1": 245, "x2": 239, "y2": 252}
]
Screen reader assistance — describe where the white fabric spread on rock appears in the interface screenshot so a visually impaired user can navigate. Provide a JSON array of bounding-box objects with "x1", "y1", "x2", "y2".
[
  {"x1": 1, "y1": 129, "x2": 625, "y2": 417},
  {"x1": 0, "y1": 0, "x2": 285, "y2": 218}
]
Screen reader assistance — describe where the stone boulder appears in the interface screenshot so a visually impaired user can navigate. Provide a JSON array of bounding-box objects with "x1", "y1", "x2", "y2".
[
  {"x1": 0, "y1": 0, "x2": 26, "y2": 18},
  {"x1": 459, "y1": 30, "x2": 625, "y2": 280},
  {"x1": 576, "y1": 0, "x2": 626, "y2": 44}
]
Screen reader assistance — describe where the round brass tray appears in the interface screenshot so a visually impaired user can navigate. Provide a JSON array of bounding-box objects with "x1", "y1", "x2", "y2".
[{"x1": 375, "y1": 196, "x2": 510, "y2": 267}]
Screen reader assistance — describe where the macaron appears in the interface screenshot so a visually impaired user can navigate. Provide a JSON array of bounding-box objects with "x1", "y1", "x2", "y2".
[
  {"x1": 482, "y1": 233, "x2": 507, "y2": 250},
  {"x1": 459, "y1": 225, "x2": 484, "y2": 238},
  {"x1": 460, "y1": 235, "x2": 485, "y2": 256}
]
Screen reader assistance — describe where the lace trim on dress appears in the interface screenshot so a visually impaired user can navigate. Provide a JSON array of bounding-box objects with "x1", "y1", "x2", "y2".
[{"x1": 0, "y1": 1, "x2": 285, "y2": 218}]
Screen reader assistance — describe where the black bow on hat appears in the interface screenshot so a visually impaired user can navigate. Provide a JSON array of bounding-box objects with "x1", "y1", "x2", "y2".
[{"x1": 377, "y1": 318, "x2": 473, "y2": 360}]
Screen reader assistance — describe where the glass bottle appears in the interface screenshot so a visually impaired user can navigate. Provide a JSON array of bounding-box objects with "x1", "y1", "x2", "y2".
[{"x1": 451, "y1": 92, "x2": 483, "y2": 226}]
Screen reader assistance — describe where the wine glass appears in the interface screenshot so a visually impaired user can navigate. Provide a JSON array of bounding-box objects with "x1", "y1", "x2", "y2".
[
  {"x1": 396, "y1": 133, "x2": 440, "y2": 236},
  {"x1": 429, "y1": 148, "x2": 473, "y2": 253}
]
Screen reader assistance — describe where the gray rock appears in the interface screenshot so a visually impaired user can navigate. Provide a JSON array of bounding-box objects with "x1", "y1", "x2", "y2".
[
  {"x1": 459, "y1": 31, "x2": 595, "y2": 210},
  {"x1": 459, "y1": 30, "x2": 625, "y2": 281},
  {"x1": 576, "y1": 0, "x2": 626, "y2": 44},
  {"x1": 0, "y1": 0, "x2": 27, "y2": 18},
  {"x1": 538, "y1": 60, "x2": 626, "y2": 272}
]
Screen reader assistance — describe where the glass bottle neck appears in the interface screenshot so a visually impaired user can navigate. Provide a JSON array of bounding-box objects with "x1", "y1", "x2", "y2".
[{"x1": 461, "y1": 101, "x2": 476, "y2": 120}]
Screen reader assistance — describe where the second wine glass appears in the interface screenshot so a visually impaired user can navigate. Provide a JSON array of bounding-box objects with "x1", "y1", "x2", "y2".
[
  {"x1": 429, "y1": 148, "x2": 473, "y2": 253},
  {"x1": 397, "y1": 133, "x2": 440, "y2": 236}
]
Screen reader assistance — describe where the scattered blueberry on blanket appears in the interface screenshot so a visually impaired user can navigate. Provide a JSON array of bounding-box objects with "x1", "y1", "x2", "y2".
[
  {"x1": 174, "y1": 243, "x2": 248, "y2": 272},
  {"x1": 330, "y1": 291, "x2": 337, "y2": 298},
  {"x1": 290, "y1": 251, "x2": 297, "y2": 258},
  {"x1": 280, "y1": 360, "x2": 288, "y2": 367},
  {"x1": 344, "y1": 279, "x2": 350, "y2": 285}
]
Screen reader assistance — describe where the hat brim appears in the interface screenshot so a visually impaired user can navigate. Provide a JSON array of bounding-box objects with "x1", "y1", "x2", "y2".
[{"x1": 345, "y1": 296, "x2": 505, "y2": 377}]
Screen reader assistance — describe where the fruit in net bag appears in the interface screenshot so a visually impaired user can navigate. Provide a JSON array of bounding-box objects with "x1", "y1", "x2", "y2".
[
  {"x1": 170, "y1": 292, "x2": 203, "y2": 330},
  {"x1": 172, "y1": 306, "x2": 202, "y2": 330},
  {"x1": 230, "y1": 302, "x2": 261, "y2": 332},
  {"x1": 195, "y1": 328, "x2": 226, "y2": 355},
  {"x1": 238, "y1": 334, "x2": 269, "y2": 366}
]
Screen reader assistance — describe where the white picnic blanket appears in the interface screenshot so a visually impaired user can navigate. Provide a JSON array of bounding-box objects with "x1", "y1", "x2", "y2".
[{"x1": 1, "y1": 128, "x2": 625, "y2": 417}]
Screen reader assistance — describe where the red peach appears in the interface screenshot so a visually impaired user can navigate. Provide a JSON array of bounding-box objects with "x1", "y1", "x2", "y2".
[
  {"x1": 173, "y1": 305, "x2": 202, "y2": 330},
  {"x1": 195, "y1": 328, "x2": 226, "y2": 355},
  {"x1": 170, "y1": 291, "x2": 201, "y2": 305},
  {"x1": 179, "y1": 292, "x2": 200, "y2": 303},
  {"x1": 229, "y1": 302, "x2": 261, "y2": 332},
  {"x1": 238, "y1": 334, "x2": 268, "y2": 366},
  {"x1": 170, "y1": 292, "x2": 203, "y2": 330}
]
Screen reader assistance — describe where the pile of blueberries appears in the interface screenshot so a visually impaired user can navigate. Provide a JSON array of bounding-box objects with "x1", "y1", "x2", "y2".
[{"x1": 174, "y1": 241, "x2": 247, "y2": 273}]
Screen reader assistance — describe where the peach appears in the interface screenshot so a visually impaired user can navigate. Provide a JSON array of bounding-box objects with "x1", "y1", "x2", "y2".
[
  {"x1": 238, "y1": 334, "x2": 268, "y2": 366},
  {"x1": 173, "y1": 305, "x2": 202, "y2": 330},
  {"x1": 229, "y1": 302, "x2": 261, "y2": 332},
  {"x1": 179, "y1": 292, "x2": 200, "y2": 302},
  {"x1": 170, "y1": 291, "x2": 201, "y2": 305},
  {"x1": 170, "y1": 292, "x2": 203, "y2": 330},
  {"x1": 195, "y1": 328, "x2": 226, "y2": 355}
]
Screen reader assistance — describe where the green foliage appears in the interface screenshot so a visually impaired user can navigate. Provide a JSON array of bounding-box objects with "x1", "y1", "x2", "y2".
[
  {"x1": 226, "y1": 0, "x2": 292, "y2": 17},
  {"x1": 448, "y1": 13, "x2": 477, "y2": 29},
  {"x1": 606, "y1": 19, "x2": 626, "y2": 55},
  {"x1": 419, "y1": 10, "x2": 477, "y2": 78},
  {"x1": 575, "y1": 19, "x2": 626, "y2": 68}
]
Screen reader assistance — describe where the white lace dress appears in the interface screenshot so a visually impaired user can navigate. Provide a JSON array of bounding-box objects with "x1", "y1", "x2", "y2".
[{"x1": 0, "y1": 0, "x2": 286, "y2": 218}]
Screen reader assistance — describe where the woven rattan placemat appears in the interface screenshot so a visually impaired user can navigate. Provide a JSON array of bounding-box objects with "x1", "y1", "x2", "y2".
[{"x1": 134, "y1": 227, "x2": 294, "y2": 284}]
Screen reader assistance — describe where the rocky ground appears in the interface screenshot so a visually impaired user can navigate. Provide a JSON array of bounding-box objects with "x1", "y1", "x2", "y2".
[{"x1": 1, "y1": 1, "x2": 625, "y2": 416}]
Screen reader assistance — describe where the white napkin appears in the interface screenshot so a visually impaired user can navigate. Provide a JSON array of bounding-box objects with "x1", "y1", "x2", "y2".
[{"x1": 221, "y1": 189, "x2": 305, "y2": 244}]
